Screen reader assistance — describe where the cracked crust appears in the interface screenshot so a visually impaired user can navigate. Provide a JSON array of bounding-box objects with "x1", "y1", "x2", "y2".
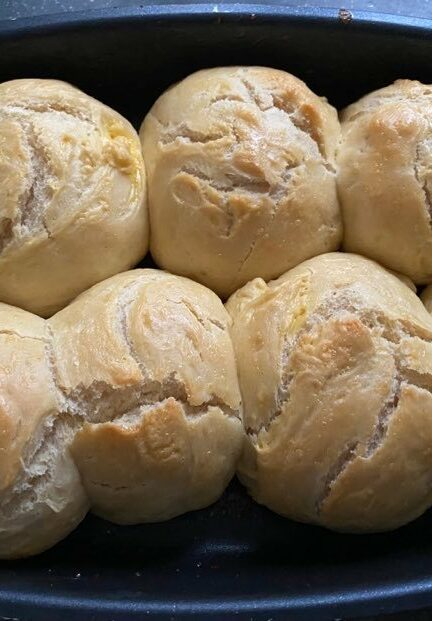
[
  {"x1": 338, "y1": 79, "x2": 432, "y2": 285},
  {"x1": 227, "y1": 252, "x2": 432, "y2": 532},
  {"x1": 0, "y1": 78, "x2": 148, "y2": 316},
  {"x1": 140, "y1": 67, "x2": 342, "y2": 298},
  {"x1": 0, "y1": 304, "x2": 89, "y2": 559},
  {"x1": 71, "y1": 398, "x2": 241, "y2": 523}
]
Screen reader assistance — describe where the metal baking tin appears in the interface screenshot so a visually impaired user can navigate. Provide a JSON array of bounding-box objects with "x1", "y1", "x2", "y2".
[{"x1": 1, "y1": 6, "x2": 432, "y2": 619}]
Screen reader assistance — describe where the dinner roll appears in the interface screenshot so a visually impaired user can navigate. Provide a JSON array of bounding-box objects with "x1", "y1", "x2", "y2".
[
  {"x1": 338, "y1": 80, "x2": 432, "y2": 284},
  {"x1": 50, "y1": 269, "x2": 243, "y2": 524},
  {"x1": 0, "y1": 304, "x2": 88, "y2": 559},
  {"x1": 227, "y1": 252, "x2": 432, "y2": 532},
  {"x1": 140, "y1": 67, "x2": 342, "y2": 298},
  {"x1": 0, "y1": 79, "x2": 148, "y2": 317}
]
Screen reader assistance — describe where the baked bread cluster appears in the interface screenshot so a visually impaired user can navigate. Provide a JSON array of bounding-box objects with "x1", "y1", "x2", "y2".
[
  {"x1": 0, "y1": 270, "x2": 242, "y2": 558},
  {"x1": 3, "y1": 70, "x2": 432, "y2": 558}
]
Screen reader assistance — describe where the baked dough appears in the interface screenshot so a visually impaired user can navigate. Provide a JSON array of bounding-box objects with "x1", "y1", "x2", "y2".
[
  {"x1": 51, "y1": 269, "x2": 243, "y2": 525},
  {"x1": 0, "y1": 304, "x2": 88, "y2": 559},
  {"x1": 227, "y1": 252, "x2": 432, "y2": 532},
  {"x1": 140, "y1": 66, "x2": 342, "y2": 298},
  {"x1": 0, "y1": 79, "x2": 148, "y2": 316},
  {"x1": 0, "y1": 270, "x2": 242, "y2": 558},
  {"x1": 338, "y1": 79, "x2": 432, "y2": 284}
]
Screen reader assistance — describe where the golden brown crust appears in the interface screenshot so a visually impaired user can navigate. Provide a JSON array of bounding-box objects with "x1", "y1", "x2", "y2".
[
  {"x1": 140, "y1": 67, "x2": 342, "y2": 297},
  {"x1": 0, "y1": 79, "x2": 148, "y2": 316},
  {"x1": 227, "y1": 252, "x2": 432, "y2": 532},
  {"x1": 49, "y1": 269, "x2": 241, "y2": 408},
  {"x1": 71, "y1": 398, "x2": 241, "y2": 523},
  {"x1": 338, "y1": 79, "x2": 432, "y2": 284}
]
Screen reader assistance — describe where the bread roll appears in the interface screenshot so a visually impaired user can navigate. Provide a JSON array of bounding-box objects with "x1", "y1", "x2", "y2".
[
  {"x1": 50, "y1": 269, "x2": 243, "y2": 524},
  {"x1": 0, "y1": 270, "x2": 242, "y2": 557},
  {"x1": 227, "y1": 252, "x2": 432, "y2": 532},
  {"x1": 0, "y1": 304, "x2": 88, "y2": 559},
  {"x1": 140, "y1": 67, "x2": 342, "y2": 298},
  {"x1": 338, "y1": 80, "x2": 432, "y2": 284},
  {"x1": 0, "y1": 79, "x2": 148, "y2": 317}
]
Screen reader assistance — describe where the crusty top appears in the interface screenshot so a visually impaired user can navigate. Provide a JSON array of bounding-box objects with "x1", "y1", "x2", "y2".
[
  {"x1": 141, "y1": 66, "x2": 342, "y2": 297},
  {"x1": 338, "y1": 79, "x2": 432, "y2": 284},
  {"x1": 49, "y1": 269, "x2": 241, "y2": 412},
  {"x1": 227, "y1": 252, "x2": 430, "y2": 432},
  {"x1": 0, "y1": 79, "x2": 148, "y2": 316}
]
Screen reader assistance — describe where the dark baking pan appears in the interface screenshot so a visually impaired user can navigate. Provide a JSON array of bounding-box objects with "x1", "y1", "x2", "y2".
[{"x1": 1, "y1": 5, "x2": 432, "y2": 620}]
